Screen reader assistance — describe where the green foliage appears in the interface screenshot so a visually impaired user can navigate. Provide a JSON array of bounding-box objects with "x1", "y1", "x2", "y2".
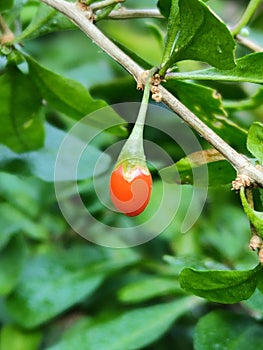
[
  {"x1": 0, "y1": 65, "x2": 44, "y2": 152},
  {"x1": 194, "y1": 310, "x2": 263, "y2": 350},
  {"x1": 15, "y1": 3, "x2": 73, "y2": 41},
  {"x1": 48, "y1": 297, "x2": 201, "y2": 350},
  {"x1": 0, "y1": 123, "x2": 111, "y2": 181},
  {"x1": 0, "y1": 0, "x2": 14, "y2": 12},
  {"x1": 1, "y1": 0, "x2": 263, "y2": 349},
  {"x1": 161, "y1": 156, "x2": 236, "y2": 187},
  {"x1": 6, "y1": 246, "x2": 138, "y2": 328},
  {"x1": 247, "y1": 121, "x2": 263, "y2": 164},
  {"x1": 159, "y1": 0, "x2": 235, "y2": 74},
  {"x1": 169, "y1": 52, "x2": 263, "y2": 83},
  {"x1": 240, "y1": 187, "x2": 263, "y2": 238},
  {"x1": 179, "y1": 265, "x2": 261, "y2": 303}
]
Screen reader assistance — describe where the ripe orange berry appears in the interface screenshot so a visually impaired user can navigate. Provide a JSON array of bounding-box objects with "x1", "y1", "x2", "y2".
[{"x1": 109, "y1": 161, "x2": 152, "y2": 216}]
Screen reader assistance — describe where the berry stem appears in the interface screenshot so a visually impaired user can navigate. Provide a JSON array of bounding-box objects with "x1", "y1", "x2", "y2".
[{"x1": 115, "y1": 67, "x2": 156, "y2": 165}]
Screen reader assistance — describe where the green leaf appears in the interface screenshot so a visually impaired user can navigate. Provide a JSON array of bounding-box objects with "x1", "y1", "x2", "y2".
[
  {"x1": 247, "y1": 122, "x2": 263, "y2": 164},
  {"x1": 48, "y1": 297, "x2": 202, "y2": 350},
  {"x1": 165, "y1": 80, "x2": 247, "y2": 149},
  {"x1": 169, "y1": 52, "x2": 263, "y2": 83},
  {"x1": 0, "y1": 0, "x2": 14, "y2": 12},
  {"x1": 161, "y1": 0, "x2": 235, "y2": 72},
  {"x1": 0, "y1": 325, "x2": 42, "y2": 350},
  {"x1": 166, "y1": 80, "x2": 226, "y2": 118},
  {"x1": 118, "y1": 276, "x2": 182, "y2": 303},
  {"x1": 179, "y1": 265, "x2": 261, "y2": 303},
  {"x1": 26, "y1": 56, "x2": 126, "y2": 134},
  {"x1": 157, "y1": 0, "x2": 210, "y2": 18},
  {"x1": 15, "y1": 3, "x2": 74, "y2": 42},
  {"x1": 240, "y1": 187, "x2": 263, "y2": 238},
  {"x1": 160, "y1": 149, "x2": 236, "y2": 187},
  {"x1": 0, "y1": 235, "x2": 25, "y2": 295},
  {"x1": 194, "y1": 310, "x2": 263, "y2": 350},
  {"x1": 0, "y1": 66, "x2": 44, "y2": 153},
  {"x1": 6, "y1": 247, "x2": 138, "y2": 328}
]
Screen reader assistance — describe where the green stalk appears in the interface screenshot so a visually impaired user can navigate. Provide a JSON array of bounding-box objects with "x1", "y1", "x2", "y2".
[
  {"x1": 231, "y1": 0, "x2": 262, "y2": 36},
  {"x1": 116, "y1": 68, "x2": 156, "y2": 165},
  {"x1": 159, "y1": 1, "x2": 180, "y2": 77}
]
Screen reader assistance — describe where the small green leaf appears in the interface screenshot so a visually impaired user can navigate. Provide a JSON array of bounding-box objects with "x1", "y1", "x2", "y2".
[
  {"x1": 118, "y1": 276, "x2": 182, "y2": 303},
  {"x1": 247, "y1": 122, "x2": 263, "y2": 164},
  {"x1": 161, "y1": 0, "x2": 235, "y2": 72},
  {"x1": 169, "y1": 52, "x2": 263, "y2": 83},
  {"x1": 0, "y1": 325, "x2": 42, "y2": 350},
  {"x1": 240, "y1": 187, "x2": 263, "y2": 238},
  {"x1": 157, "y1": 0, "x2": 210, "y2": 18},
  {"x1": 194, "y1": 310, "x2": 263, "y2": 350},
  {"x1": 179, "y1": 265, "x2": 261, "y2": 303},
  {"x1": 48, "y1": 297, "x2": 202, "y2": 350},
  {"x1": 0, "y1": 66, "x2": 44, "y2": 153},
  {"x1": 15, "y1": 3, "x2": 74, "y2": 42},
  {"x1": 26, "y1": 56, "x2": 126, "y2": 133},
  {"x1": 26, "y1": 55, "x2": 105, "y2": 119},
  {"x1": 0, "y1": 235, "x2": 25, "y2": 295}
]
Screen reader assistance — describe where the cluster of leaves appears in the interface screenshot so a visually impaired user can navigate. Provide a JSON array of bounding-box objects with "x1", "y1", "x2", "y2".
[{"x1": 1, "y1": 0, "x2": 263, "y2": 349}]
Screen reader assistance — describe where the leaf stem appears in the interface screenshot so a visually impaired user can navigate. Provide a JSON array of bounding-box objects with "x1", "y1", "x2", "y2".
[
  {"x1": 231, "y1": 0, "x2": 262, "y2": 36},
  {"x1": 235, "y1": 34, "x2": 263, "y2": 52},
  {"x1": 40, "y1": 0, "x2": 263, "y2": 187}
]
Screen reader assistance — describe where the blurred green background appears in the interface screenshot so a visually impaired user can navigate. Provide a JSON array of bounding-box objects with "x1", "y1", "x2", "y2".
[{"x1": 1, "y1": 0, "x2": 263, "y2": 349}]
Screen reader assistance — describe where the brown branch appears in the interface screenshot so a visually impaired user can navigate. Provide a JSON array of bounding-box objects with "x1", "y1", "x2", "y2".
[
  {"x1": 106, "y1": 8, "x2": 164, "y2": 19},
  {"x1": 40, "y1": 0, "x2": 263, "y2": 187},
  {"x1": 236, "y1": 34, "x2": 263, "y2": 52}
]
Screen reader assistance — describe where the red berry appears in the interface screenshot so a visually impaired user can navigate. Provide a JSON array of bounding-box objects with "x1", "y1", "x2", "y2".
[{"x1": 109, "y1": 161, "x2": 152, "y2": 216}]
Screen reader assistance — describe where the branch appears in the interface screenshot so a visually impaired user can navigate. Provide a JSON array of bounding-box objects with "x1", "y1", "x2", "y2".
[
  {"x1": 106, "y1": 8, "x2": 164, "y2": 19},
  {"x1": 40, "y1": 0, "x2": 263, "y2": 187},
  {"x1": 236, "y1": 34, "x2": 263, "y2": 52}
]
